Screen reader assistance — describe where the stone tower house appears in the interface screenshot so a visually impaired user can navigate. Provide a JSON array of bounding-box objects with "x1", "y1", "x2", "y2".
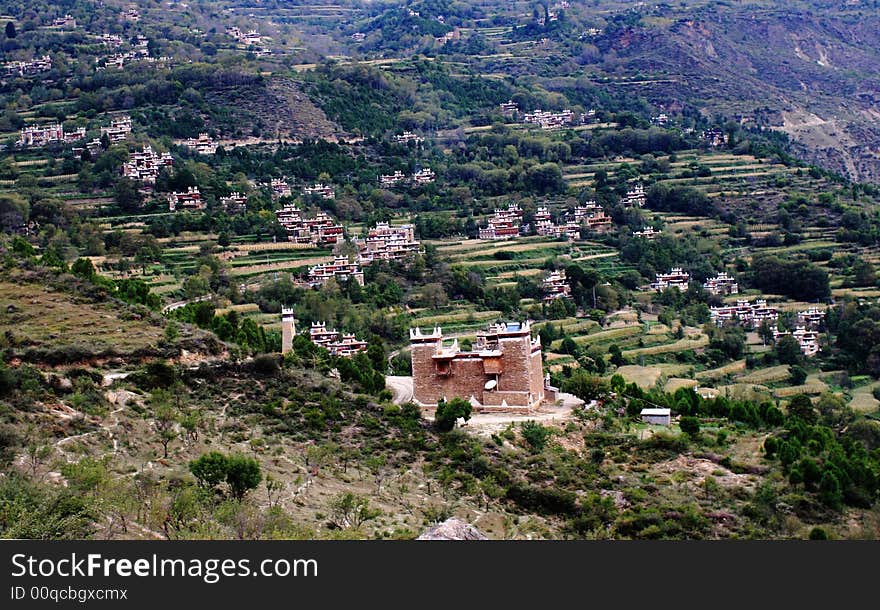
[{"x1": 410, "y1": 321, "x2": 550, "y2": 411}]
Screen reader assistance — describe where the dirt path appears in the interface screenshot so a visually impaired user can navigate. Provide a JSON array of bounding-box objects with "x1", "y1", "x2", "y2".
[{"x1": 386, "y1": 376, "x2": 413, "y2": 405}]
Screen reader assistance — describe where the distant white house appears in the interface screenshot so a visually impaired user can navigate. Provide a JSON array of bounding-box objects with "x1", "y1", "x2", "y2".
[{"x1": 640, "y1": 408, "x2": 671, "y2": 426}]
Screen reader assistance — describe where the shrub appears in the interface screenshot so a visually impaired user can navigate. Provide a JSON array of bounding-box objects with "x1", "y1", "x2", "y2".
[
  {"x1": 434, "y1": 397, "x2": 472, "y2": 432},
  {"x1": 520, "y1": 420, "x2": 552, "y2": 452},
  {"x1": 808, "y1": 527, "x2": 828, "y2": 540},
  {"x1": 679, "y1": 416, "x2": 700, "y2": 437}
]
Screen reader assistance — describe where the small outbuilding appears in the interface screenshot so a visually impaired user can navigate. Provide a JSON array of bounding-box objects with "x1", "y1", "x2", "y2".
[{"x1": 640, "y1": 407, "x2": 671, "y2": 426}]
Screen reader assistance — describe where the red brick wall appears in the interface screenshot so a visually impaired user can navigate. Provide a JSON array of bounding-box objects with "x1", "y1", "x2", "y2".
[{"x1": 411, "y1": 330, "x2": 547, "y2": 409}]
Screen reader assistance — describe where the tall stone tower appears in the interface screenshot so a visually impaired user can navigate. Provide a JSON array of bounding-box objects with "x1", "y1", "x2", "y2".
[{"x1": 281, "y1": 307, "x2": 295, "y2": 354}]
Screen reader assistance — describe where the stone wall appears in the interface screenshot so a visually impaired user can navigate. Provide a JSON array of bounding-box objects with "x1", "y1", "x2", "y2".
[{"x1": 410, "y1": 326, "x2": 547, "y2": 410}]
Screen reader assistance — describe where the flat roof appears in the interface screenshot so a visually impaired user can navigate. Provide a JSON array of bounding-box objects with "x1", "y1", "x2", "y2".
[{"x1": 640, "y1": 408, "x2": 671, "y2": 416}]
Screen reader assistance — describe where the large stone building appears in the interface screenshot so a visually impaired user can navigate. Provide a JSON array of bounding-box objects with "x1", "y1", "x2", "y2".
[
  {"x1": 410, "y1": 321, "x2": 551, "y2": 411},
  {"x1": 307, "y1": 256, "x2": 364, "y2": 288},
  {"x1": 650, "y1": 268, "x2": 690, "y2": 292},
  {"x1": 479, "y1": 204, "x2": 523, "y2": 240},
  {"x1": 355, "y1": 222, "x2": 421, "y2": 264},
  {"x1": 703, "y1": 272, "x2": 739, "y2": 296}
]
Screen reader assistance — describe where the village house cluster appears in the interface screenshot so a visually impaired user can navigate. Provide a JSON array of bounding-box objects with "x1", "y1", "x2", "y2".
[
  {"x1": 573, "y1": 202, "x2": 612, "y2": 232},
  {"x1": 354, "y1": 222, "x2": 422, "y2": 264},
  {"x1": 302, "y1": 183, "x2": 334, "y2": 200},
  {"x1": 379, "y1": 168, "x2": 435, "y2": 187},
  {"x1": 393, "y1": 131, "x2": 424, "y2": 144},
  {"x1": 179, "y1": 133, "x2": 218, "y2": 155},
  {"x1": 535, "y1": 2, "x2": 568, "y2": 26},
  {"x1": 633, "y1": 226, "x2": 660, "y2": 240},
  {"x1": 72, "y1": 138, "x2": 104, "y2": 160},
  {"x1": 100, "y1": 116, "x2": 133, "y2": 143},
  {"x1": 98, "y1": 36, "x2": 152, "y2": 71},
  {"x1": 435, "y1": 28, "x2": 460, "y2": 45},
  {"x1": 702, "y1": 128, "x2": 729, "y2": 148},
  {"x1": 500, "y1": 100, "x2": 519, "y2": 118},
  {"x1": 270, "y1": 178, "x2": 292, "y2": 199},
  {"x1": 17, "y1": 123, "x2": 85, "y2": 147},
  {"x1": 651, "y1": 113, "x2": 670, "y2": 126},
  {"x1": 523, "y1": 109, "x2": 576, "y2": 130},
  {"x1": 51, "y1": 14, "x2": 77, "y2": 28},
  {"x1": 306, "y1": 256, "x2": 364, "y2": 288},
  {"x1": 773, "y1": 326, "x2": 821, "y2": 357},
  {"x1": 542, "y1": 270, "x2": 571, "y2": 301},
  {"x1": 3, "y1": 55, "x2": 53, "y2": 78},
  {"x1": 308, "y1": 322, "x2": 368, "y2": 357},
  {"x1": 275, "y1": 204, "x2": 343, "y2": 246},
  {"x1": 533, "y1": 202, "x2": 612, "y2": 239},
  {"x1": 379, "y1": 171, "x2": 406, "y2": 187},
  {"x1": 650, "y1": 268, "x2": 691, "y2": 292},
  {"x1": 479, "y1": 204, "x2": 523, "y2": 239},
  {"x1": 703, "y1": 272, "x2": 739, "y2": 295},
  {"x1": 97, "y1": 33, "x2": 124, "y2": 47},
  {"x1": 775, "y1": 307, "x2": 827, "y2": 356},
  {"x1": 227, "y1": 26, "x2": 264, "y2": 46},
  {"x1": 220, "y1": 192, "x2": 248, "y2": 214},
  {"x1": 412, "y1": 168, "x2": 436, "y2": 185},
  {"x1": 620, "y1": 183, "x2": 647, "y2": 207},
  {"x1": 122, "y1": 145, "x2": 174, "y2": 183},
  {"x1": 710, "y1": 298, "x2": 779, "y2": 328},
  {"x1": 410, "y1": 321, "x2": 553, "y2": 411},
  {"x1": 227, "y1": 26, "x2": 270, "y2": 55},
  {"x1": 167, "y1": 186, "x2": 204, "y2": 211}
]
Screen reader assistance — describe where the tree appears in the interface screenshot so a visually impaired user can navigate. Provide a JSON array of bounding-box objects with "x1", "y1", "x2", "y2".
[
  {"x1": 808, "y1": 527, "x2": 828, "y2": 540},
  {"x1": 164, "y1": 321, "x2": 180, "y2": 343},
  {"x1": 750, "y1": 254, "x2": 830, "y2": 301},
  {"x1": 114, "y1": 178, "x2": 143, "y2": 212},
  {"x1": 150, "y1": 391, "x2": 179, "y2": 459},
  {"x1": 562, "y1": 370, "x2": 608, "y2": 401},
  {"x1": 758, "y1": 320, "x2": 775, "y2": 346},
  {"x1": 224, "y1": 454, "x2": 262, "y2": 500},
  {"x1": 819, "y1": 470, "x2": 842, "y2": 509},
  {"x1": 789, "y1": 365, "x2": 808, "y2": 386},
  {"x1": 610, "y1": 374, "x2": 626, "y2": 394},
  {"x1": 217, "y1": 231, "x2": 231, "y2": 248},
  {"x1": 328, "y1": 492, "x2": 380, "y2": 529},
  {"x1": 71, "y1": 258, "x2": 96, "y2": 280},
  {"x1": 5, "y1": 21, "x2": 15, "y2": 39},
  {"x1": 775, "y1": 335, "x2": 803, "y2": 365},
  {"x1": 189, "y1": 452, "x2": 228, "y2": 488},
  {"x1": 421, "y1": 283, "x2": 448, "y2": 308},
  {"x1": 608, "y1": 344, "x2": 626, "y2": 367},
  {"x1": 434, "y1": 397, "x2": 472, "y2": 432},
  {"x1": 189, "y1": 452, "x2": 261, "y2": 499},
  {"x1": 521, "y1": 420, "x2": 552, "y2": 452},
  {"x1": 852, "y1": 259, "x2": 876, "y2": 287},
  {"x1": 787, "y1": 394, "x2": 817, "y2": 424},
  {"x1": 679, "y1": 416, "x2": 701, "y2": 437}
]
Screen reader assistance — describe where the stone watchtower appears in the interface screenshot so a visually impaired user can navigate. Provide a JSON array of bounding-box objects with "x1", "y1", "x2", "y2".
[
  {"x1": 409, "y1": 321, "x2": 546, "y2": 411},
  {"x1": 281, "y1": 307, "x2": 296, "y2": 354}
]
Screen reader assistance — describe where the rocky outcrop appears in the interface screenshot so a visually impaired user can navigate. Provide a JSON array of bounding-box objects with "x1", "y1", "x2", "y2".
[{"x1": 417, "y1": 518, "x2": 488, "y2": 541}]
